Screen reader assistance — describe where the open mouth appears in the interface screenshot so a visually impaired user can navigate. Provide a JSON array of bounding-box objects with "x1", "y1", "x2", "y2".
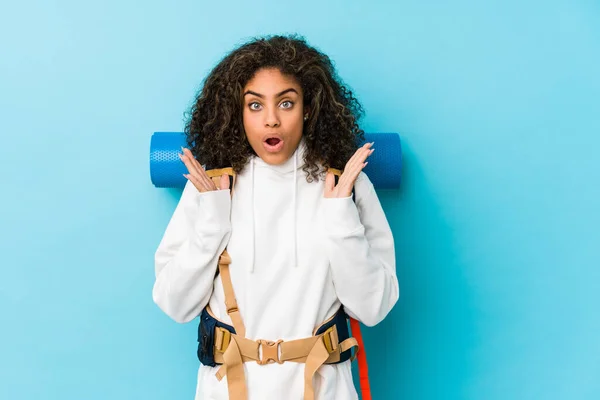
[
  {"x1": 263, "y1": 136, "x2": 284, "y2": 153},
  {"x1": 266, "y1": 137, "x2": 281, "y2": 146}
]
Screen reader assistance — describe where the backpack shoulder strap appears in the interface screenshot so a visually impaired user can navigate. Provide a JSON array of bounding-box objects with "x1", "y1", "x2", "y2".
[{"x1": 205, "y1": 167, "x2": 246, "y2": 337}]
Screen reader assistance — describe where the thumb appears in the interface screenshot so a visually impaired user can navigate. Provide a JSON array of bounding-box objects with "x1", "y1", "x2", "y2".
[
  {"x1": 324, "y1": 171, "x2": 335, "y2": 194},
  {"x1": 220, "y1": 174, "x2": 230, "y2": 190}
]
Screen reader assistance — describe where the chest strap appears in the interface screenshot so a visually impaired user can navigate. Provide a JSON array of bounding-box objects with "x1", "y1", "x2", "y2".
[{"x1": 213, "y1": 326, "x2": 356, "y2": 400}]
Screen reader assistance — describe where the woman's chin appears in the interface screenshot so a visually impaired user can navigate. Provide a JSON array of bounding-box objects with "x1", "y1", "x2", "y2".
[{"x1": 258, "y1": 152, "x2": 290, "y2": 165}]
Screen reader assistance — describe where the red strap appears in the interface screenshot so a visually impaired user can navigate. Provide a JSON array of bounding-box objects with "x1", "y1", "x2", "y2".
[{"x1": 350, "y1": 318, "x2": 372, "y2": 400}]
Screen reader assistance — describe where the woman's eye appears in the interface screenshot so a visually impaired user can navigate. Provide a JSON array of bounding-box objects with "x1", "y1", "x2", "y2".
[
  {"x1": 249, "y1": 102, "x2": 262, "y2": 110},
  {"x1": 280, "y1": 100, "x2": 293, "y2": 109}
]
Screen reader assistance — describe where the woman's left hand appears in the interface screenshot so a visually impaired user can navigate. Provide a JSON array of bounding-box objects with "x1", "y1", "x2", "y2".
[{"x1": 324, "y1": 142, "x2": 374, "y2": 198}]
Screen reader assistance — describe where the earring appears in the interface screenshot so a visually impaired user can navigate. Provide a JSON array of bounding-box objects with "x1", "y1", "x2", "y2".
[{"x1": 304, "y1": 114, "x2": 308, "y2": 121}]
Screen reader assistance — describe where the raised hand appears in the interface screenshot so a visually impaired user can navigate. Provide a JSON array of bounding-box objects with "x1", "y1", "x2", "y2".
[
  {"x1": 178, "y1": 147, "x2": 230, "y2": 193},
  {"x1": 324, "y1": 142, "x2": 374, "y2": 198}
]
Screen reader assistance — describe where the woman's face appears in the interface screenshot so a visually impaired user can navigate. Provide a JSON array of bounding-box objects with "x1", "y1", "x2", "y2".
[{"x1": 242, "y1": 68, "x2": 306, "y2": 165}]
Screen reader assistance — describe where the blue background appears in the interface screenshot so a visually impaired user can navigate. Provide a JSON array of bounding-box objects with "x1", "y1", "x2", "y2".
[{"x1": 1, "y1": 1, "x2": 599, "y2": 399}]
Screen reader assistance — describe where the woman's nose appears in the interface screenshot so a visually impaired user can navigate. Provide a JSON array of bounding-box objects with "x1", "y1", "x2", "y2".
[{"x1": 264, "y1": 108, "x2": 280, "y2": 128}]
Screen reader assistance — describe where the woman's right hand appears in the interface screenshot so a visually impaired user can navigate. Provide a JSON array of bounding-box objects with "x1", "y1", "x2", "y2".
[{"x1": 179, "y1": 147, "x2": 230, "y2": 193}]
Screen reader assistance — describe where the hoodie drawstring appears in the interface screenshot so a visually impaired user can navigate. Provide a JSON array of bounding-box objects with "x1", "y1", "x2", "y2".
[
  {"x1": 250, "y1": 157, "x2": 256, "y2": 273},
  {"x1": 293, "y1": 150, "x2": 298, "y2": 269}
]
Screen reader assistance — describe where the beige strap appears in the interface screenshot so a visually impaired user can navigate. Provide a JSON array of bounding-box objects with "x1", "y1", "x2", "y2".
[
  {"x1": 303, "y1": 337, "x2": 331, "y2": 400},
  {"x1": 216, "y1": 336, "x2": 247, "y2": 399},
  {"x1": 340, "y1": 337, "x2": 359, "y2": 362},
  {"x1": 218, "y1": 250, "x2": 246, "y2": 338},
  {"x1": 206, "y1": 167, "x2": 235, "y2": 178},
  {"x1": 207, "y1": 167, "x2": 245, "y2": 337},
  {"x1": 279, "y1": 336, "x2": 321, "y2": 362},
  {"x1": 214, "y1": 334, "x2": 257, "y2": 400},
  {"x1": 327, "y1": 167, "x2": 343, "y2": 177}
]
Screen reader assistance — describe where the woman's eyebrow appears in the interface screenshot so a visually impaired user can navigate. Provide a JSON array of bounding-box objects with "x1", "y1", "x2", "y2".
[{"x1": 243, "y1": 88, "x2": 299, "y2": 98}]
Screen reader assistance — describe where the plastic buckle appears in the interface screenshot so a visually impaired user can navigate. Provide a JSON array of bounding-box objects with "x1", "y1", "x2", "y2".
[
  {"x1": 257, "y1": 339, "x2": 283, "y2": 365},
  {"x1": 214, "y1": 328, "x2": 231, "y2": 353},
  {"x1": 322, "y1": 326, "x2": 339, "y2": 354}
]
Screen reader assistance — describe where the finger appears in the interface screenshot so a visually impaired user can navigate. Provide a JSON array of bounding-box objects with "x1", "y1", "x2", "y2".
[
  {"x1": 181, "y1": 148, "x2": 215, "y2": 189},
  {"x1": 219, "y1": 174, "x2": 230, "y2": 190},
  {"x1": 184, "y1": 148, "x2": 204, "y2": 171},
  {"x1": 345, "y1": 144, "x2": 368, "y2": 167},
  {"x1": 179, "y1": 151, "x2": 202, "y2": 181},
  {"x1": 347, "y1": 148, "x2": 373, "y2": 175},
  {"x1": 334, "y1": 172, "x2": 354, "y2": 197},
  {"x1": 343, "y1": 147, "x2": 371, "y2": 177},
  {"x1": 345, "y1": 143, "x2": 374, "y2": 171},
  {"x1": 356, "y1": 143, "x2": 374, "y2": 163},
  {"x1": 201, "y1": 172, "x2": 217, "y2": 191},
  {"x1": 180, "y1": 155, "x2": 212, "y2": 191},
  {"x1": 181, "y1": 148, "x2": 213, "y2": 190},
  {"x1": 339, "y1": 154, "x2": 370, "y2": 191},
  {"x1": 347, "y1": 149, "x2": 372, "y2": 172},
  {"x1": 181, "y1": 148, "x2": 203, "y2": 177},
  {"x1": 184, "y1": 173, "x2": 209, "y2": 193}
]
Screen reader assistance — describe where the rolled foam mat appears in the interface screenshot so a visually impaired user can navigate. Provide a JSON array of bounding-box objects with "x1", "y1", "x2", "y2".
[{"x1": 150, "y1": 132, "x2": 402, "y2": 189}]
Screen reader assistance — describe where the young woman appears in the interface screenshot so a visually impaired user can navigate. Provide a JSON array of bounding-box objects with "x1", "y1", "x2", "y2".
[{"x1": 153, "y1": 34, "x2": 399, "y2": 400}]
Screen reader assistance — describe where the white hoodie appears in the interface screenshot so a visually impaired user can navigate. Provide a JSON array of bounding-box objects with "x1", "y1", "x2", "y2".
[{"x1": 153, "y1": 139, "x2": 399, "y2": 400}]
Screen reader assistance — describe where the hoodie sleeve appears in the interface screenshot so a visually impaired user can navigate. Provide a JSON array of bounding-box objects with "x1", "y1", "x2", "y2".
[
  {"x1": 152, "y1": 180, "x2": 232, "y2": 323},
  {"x1": 322, "y1": 172, "x2": 399, "y2": 327}
]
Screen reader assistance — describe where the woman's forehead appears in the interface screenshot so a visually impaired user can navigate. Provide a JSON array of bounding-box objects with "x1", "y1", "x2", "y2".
[{"x1": 243, "y1": 68, "x2": 301, "y2": 96}]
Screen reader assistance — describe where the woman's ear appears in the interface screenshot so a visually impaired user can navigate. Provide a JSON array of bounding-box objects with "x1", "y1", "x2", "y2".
[{"x1": 303, "y1": 105, "x2": 311, "y2": 121}]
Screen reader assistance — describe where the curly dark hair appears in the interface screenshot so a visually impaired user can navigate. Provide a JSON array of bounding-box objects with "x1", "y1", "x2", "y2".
[{"x1": 184, "y1": 34, "x2": 365, "y2": 182}]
